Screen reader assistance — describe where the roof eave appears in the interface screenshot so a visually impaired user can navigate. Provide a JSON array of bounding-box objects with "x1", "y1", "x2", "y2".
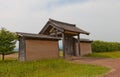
[
  {"x1": 16, "y1": 32, "x2": 61, "y2": 40},
  {"x1": 84, "y1": 32, "x2": 90, "y2": 35}
]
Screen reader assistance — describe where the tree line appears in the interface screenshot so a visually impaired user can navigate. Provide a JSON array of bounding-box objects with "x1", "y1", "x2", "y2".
[{"x1": 92, "y1": 40, "x2": 120, "y2": 52}]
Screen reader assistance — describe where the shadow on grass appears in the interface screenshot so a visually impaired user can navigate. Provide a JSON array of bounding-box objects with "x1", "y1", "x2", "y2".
[{"x1": 84, "y1": 53, "x2": 111, "y2": 58}]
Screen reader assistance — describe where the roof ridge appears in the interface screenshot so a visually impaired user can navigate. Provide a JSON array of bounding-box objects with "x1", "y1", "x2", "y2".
[{"x1": 49, "y1": 18, "x2": 76, "y2": 27}]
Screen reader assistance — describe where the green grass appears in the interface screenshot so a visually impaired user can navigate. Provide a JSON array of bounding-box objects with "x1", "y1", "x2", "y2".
[
  {"x1": 0, "y1": 59, "x2": 109, "y2": 77},
  {"x1": 59, "y1": 51, "x2": 63, "y2": 57},
  {"x1": 86, "y1": 51, "x2": 120, "y2": 58}
]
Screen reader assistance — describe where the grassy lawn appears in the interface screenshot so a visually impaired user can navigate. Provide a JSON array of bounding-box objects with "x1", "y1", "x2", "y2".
[
  {"x1": 86, "y1": 51, "x2": 120, "y2": 58},
  {"x1": 0, "y1": 59, "x2": 109, "y2": 77},
  {"x1": 59, "y1": 51, "x2": 63, "y2": 57}
]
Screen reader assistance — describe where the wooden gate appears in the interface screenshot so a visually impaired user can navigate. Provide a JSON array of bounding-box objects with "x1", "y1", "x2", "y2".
[{"x1": 64, "y1": 35, "x2": 76, "y2": 56}]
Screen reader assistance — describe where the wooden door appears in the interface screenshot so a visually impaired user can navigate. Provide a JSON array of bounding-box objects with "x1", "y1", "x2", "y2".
[{"x1": 64, "y1": 35, "x2": 75, "y2": 56}]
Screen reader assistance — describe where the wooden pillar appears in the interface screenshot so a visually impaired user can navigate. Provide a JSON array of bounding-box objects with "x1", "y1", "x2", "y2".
[
  {"x1": 19, "y1": 37, "x2": 26, "y2": 61},
  {"x1": 62, "y1": 33, "x2": 65, "y2": 58},
  {"x1": 78, "y1": 34, "x2": 80, "y2": 56}
]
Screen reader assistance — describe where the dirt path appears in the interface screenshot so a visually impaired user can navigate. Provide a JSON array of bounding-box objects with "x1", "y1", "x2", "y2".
[
  {"x1": 0, "y1": 53, "x2": 18, "y2": 59},
  {"x1": 71, "y1": 57, "x2": 120, "y2": 77}
]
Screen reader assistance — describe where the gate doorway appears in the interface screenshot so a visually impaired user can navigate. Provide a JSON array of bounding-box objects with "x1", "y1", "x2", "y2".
[{"x1": 64, "y1": 35, "x2": 76, "y2": 56}]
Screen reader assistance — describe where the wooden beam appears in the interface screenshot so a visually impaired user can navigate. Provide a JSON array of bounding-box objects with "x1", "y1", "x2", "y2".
[
  {"x1": 78, "y1": 34, "x2": 80, "y2": 56},
  {"x1": 50, "y1": 32, "x2": 62, "y2": 36},
  {"x1": 49, "y1": 27, "x2": 54, "y2": 33},
  {"x1": 65, "y1": 31, "x2": 78, "y2": 35}
]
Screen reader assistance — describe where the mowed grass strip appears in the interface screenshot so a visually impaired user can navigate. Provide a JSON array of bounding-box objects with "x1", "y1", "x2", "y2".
[
  {"x1": 86, "y1": 51, "x2": 120, "y2": 58},
  {"x1": 0, "y1": 59, "x2": 109, "y2": 77}
]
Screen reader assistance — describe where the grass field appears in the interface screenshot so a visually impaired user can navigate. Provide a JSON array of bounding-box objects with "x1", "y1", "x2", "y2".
[
  {"x1": 59, "y1": 51, "x2": 63, "y2": 57},
  {"x1": 86, "y1": 51, "x2": 120, "y2": 58},
  {"x1": 0, "y1": 59, "x2": 109, "y2": 77}
]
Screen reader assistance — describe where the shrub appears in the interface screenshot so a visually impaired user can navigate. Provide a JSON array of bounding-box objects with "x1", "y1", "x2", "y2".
[{"x1": 92, "y1": 40, "x2": 120, "y2": 52}]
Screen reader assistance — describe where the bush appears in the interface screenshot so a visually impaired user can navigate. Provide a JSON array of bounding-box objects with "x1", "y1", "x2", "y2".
[{"x1": 92, "y1": 40, "x2": 120, "y2": 52}]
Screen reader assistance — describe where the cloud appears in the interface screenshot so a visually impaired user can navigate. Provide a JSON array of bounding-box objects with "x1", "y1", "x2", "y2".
[
  {"x1": 0, "y1": 0, "x2": 120, "y2": 42},
  {"x1": 48, "y1": 0, "x2": 120, "y2": 42}
]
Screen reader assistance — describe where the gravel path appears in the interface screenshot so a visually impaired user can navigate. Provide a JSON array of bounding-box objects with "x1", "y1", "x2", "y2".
[{"x1": 71, "y1": 57, "x2": 120, "y2": 77}]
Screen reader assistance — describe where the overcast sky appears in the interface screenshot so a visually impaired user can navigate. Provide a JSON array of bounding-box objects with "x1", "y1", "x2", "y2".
[{"x1": 0, "y1": 0, "x2": 120, "y2": 42}]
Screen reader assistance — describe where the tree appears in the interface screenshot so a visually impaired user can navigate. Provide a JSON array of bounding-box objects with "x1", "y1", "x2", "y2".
[{"x1": 0, "y1": 28, "x2": 17, "y2": 61}]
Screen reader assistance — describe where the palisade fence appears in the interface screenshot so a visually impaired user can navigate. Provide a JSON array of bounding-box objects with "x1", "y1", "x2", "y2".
[{"x1": 92, "y1": 40, "x2": 120, "y2": 52}]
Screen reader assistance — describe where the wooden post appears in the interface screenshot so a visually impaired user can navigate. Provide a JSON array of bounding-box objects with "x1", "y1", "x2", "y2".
[
  {"x1": 19, "y1": 37, "x2": 26, "y2": 61},
  {"x1": 62, "y1": 33, "x2": 65, "y2": 58},
  {"x1": 78, "y1": 34, "x2": 80, "y2": 56}
]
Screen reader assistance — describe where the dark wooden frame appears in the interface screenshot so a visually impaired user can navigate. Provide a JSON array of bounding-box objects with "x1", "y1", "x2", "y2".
[
  {"x1": 19, "y1": 37, "x2": 26, "y2": 61},
  {"x1": 78, "y1": 34, "x2": 80, "y2": 56}
]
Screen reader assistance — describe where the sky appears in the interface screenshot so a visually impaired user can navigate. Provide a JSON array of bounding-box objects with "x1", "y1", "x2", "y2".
[{"x1": 0, "y1": 0, "x2": 120, "y2": 42}]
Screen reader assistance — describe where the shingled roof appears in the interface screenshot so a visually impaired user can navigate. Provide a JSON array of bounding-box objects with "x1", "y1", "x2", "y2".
[
  {"x1": 17, "y1": 32, "x2": 61, "y2": 40},
  {"x1": 40, "y1": 19, "x2": 90, "y2": 35}
]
